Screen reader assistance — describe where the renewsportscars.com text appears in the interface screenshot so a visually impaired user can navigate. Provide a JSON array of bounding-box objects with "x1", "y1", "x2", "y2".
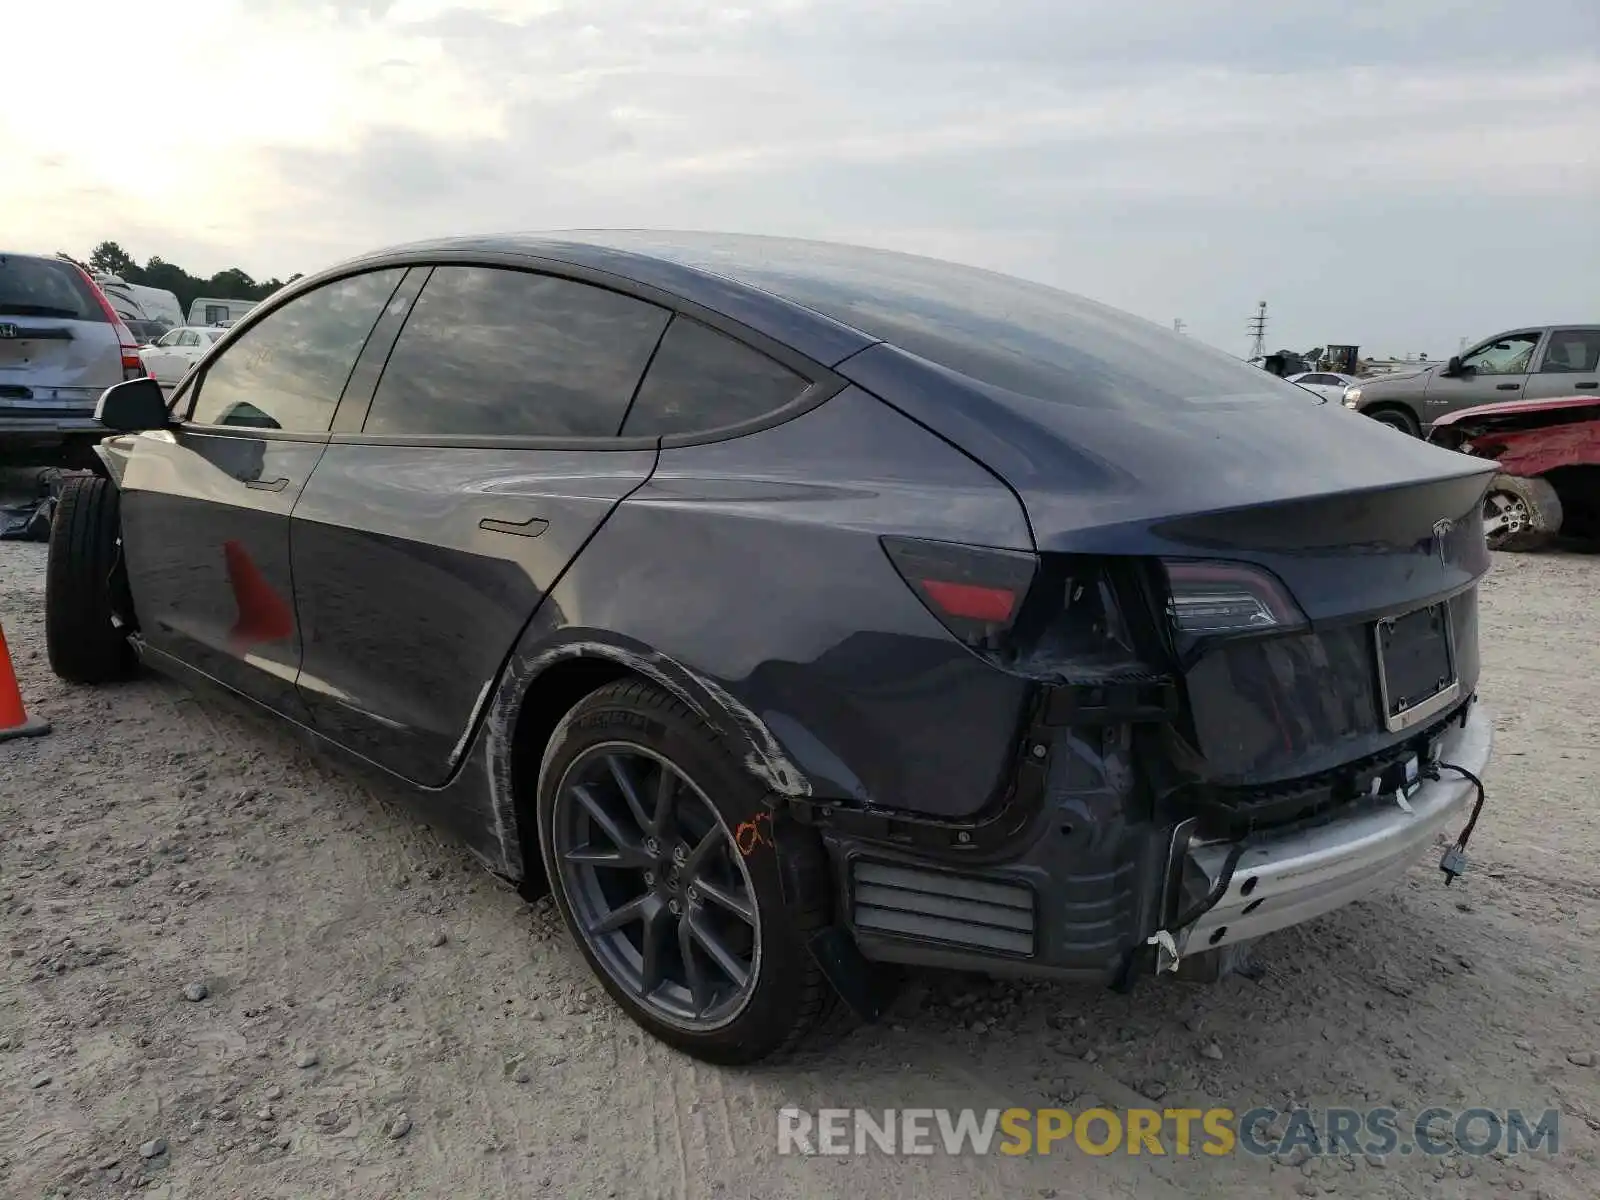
[{"x1": 776, "y1": 1106, "x2": 1561, "y2": 1158}]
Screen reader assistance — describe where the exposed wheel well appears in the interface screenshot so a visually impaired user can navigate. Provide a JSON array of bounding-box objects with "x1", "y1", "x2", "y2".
[
  {"x1": 1545, "y1": 464, "x2": 1600, "y2": 539},
  {"x1": 507, "y1": 657, "x2": 636, "y2": 895}
]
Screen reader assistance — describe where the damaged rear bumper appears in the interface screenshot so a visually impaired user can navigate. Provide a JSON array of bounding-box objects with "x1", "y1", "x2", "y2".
[
  {"x1": 1171, "y1": 702, "x2": 1492, "y2": 959},
  {"x1": 823, "y1": 703, "x2": 1492, "y2": 985}
]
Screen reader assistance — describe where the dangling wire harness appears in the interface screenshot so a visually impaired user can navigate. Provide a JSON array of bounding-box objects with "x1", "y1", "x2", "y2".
[{"x1": 1421, "y1": 761, "x2": 1486, "y2": 885}]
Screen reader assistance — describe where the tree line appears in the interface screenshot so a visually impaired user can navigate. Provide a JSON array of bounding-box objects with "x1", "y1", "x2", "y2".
[{"x1": 60, "y1": 241, "x2": 302, "y2": 318}]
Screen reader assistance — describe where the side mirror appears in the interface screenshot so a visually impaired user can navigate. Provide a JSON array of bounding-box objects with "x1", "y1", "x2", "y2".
[
  {"x1": 1444, "y1": 355, "x2": 1465, "y2": 377},
  {"x1": 95, "y1": 377, "x2": 171, "y2": 432}
]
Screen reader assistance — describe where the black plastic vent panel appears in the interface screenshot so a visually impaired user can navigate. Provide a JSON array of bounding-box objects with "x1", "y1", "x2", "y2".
[{"x1": 851, "y1": 860, "x2": 1036, "y2": 957}]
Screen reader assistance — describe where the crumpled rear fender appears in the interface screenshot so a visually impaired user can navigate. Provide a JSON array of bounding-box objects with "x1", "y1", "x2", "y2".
[
  {"x1": 472, "y1": 626, "x2": 813, "y2": 879},
  {"x1": 1468, "y1": 420, "x2": 1600, "y2": 478}
]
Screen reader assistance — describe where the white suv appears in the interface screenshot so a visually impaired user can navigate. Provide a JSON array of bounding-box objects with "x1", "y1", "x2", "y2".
[{"x1": 0, "y1": 253, "x2": 147, "y2": 464}]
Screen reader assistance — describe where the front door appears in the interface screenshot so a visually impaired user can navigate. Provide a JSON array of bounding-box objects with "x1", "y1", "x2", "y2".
[
  {"x1": 117, "y1": 268, "x2": 407, "y2": 719},
  {"x1": 1422, "y1": 329, "x2": 1545, "y2": 421},
  {"x1": 1522, "y1": 327, "x2": 1600, "y2": 402},
  {"x1": 289, "y1": 263, "x2": 672, "y2": 785},
  {"x1": 143, "y1": 329, "x2": 185, "y2": 385}
]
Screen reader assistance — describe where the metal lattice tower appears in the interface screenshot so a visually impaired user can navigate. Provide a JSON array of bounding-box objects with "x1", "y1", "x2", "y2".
[{"x1": 1247, "y1": 301, "x2": 1268, "y2": 360}]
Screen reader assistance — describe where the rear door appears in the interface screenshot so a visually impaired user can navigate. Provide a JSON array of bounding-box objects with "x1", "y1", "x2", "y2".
[
  {"x1": 290, "y1": 263, "x2": 670, "y2": 784},
  {"x1": 1522, "y1": 327, "x2": 1600, "y2": 401},
  {"x1": 173, "y1": 329, "x2": 207, "y2": 379},
  {"x1": 1422, "y1": 329, "x2": 1544, "y2": 420},
  {"x1": 143, "y1": 329, "x2": 184, "y2": 384},
  {"x1": 116, "y1": 267, "x2": 408, "y2": 719},
  {"x1": 0, "y1": 254, "x2": 123, "y2": 416}
]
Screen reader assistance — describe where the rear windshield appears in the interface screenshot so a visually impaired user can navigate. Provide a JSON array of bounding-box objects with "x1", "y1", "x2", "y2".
[
  {"x1": 620, "y1": 236, "x2": 1318, "y2": 412},
  {"x1": 0, "y1": 255, "x2": 104, "y2": 321}
]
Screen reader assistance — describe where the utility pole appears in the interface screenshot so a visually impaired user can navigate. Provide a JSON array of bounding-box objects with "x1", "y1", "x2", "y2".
[
  {"x1": 1247, "y1": 301, "x2": 1268, "y2": 361},
  {"x1": 1172, "y1": 318, "x2": 1186, "y2": 335}
]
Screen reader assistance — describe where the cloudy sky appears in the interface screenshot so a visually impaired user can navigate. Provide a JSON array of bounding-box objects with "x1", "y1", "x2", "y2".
[{"x1": 6, "y1": 0, "x2": 1596, "y2": 357}]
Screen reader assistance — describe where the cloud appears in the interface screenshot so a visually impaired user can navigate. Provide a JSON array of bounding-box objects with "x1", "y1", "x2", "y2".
[{"x1": 4, "y1": 0, "x2": 1595, "y2": 353}]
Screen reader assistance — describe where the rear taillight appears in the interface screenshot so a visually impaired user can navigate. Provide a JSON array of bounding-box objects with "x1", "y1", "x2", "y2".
[
  {"x1": 882, "y1": 537, "x2": 1037, "y2": 649},
  {"x1": 71, "y1": 263, "x2": 147, "y2": 379},
  {"x1": 119, "y1": 341, "x2": 145, "y2": 381},
  {"x1": 1162, "y1": 559, "x2": 1307, "y2": 636}
]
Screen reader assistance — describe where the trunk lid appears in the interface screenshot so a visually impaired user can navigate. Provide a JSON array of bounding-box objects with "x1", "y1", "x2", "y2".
[
  {"x1": 840, "y1": 342, "x2": 1495, "y2": 621},
  {"x1": 0, "y1": 254, "x2": 123, "y2": 407},
  {"x1": 842, "y1": 343, "x2": 1495, "y2": 793}
]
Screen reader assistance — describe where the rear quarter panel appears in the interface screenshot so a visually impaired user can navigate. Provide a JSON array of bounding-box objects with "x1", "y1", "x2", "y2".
[{"x1": 502, "y1": 385, "x2": 1038, "y2": 820}]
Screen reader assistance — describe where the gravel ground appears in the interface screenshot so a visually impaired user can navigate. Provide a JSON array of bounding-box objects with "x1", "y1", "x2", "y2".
[{"x1": 1, "y1": 534, "x2": 1597, "y2": 1200}]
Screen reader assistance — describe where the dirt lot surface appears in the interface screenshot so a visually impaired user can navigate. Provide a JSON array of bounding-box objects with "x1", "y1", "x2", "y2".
[{"x1": 2, "y1": 528, "x2": 1597, "y2": 1200}]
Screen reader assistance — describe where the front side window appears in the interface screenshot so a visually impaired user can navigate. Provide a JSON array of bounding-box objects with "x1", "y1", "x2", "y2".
[
  {"x1": 1462, "y1": 333, "x2": 1540, "y2": 376},
  {"x1": 177, "y1": 330, "x2": 200, "y2": 347},
  {"x1": 157, "y1": 329, "x2": 183, "y2": 347},
  {"x1": 190, "y1": 269, "x2": 403, "y2": 432},
  {"x1": 1538, "y1": 330, "x2": 1600, "y2": 374},
  {"x1": 364, "y1": 266, "x2": 669, "y2": 438},
  {"x1": 621, "y1": 316, "x2": 808, "y2": 437}
]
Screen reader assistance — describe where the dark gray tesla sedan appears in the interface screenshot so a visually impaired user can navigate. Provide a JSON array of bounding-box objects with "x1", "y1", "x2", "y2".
[{"x1": 44, "y1": 232, "x2": 1496, "y2": 1063}]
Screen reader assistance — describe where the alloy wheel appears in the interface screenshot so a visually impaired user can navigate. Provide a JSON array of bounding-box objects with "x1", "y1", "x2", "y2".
[
  {"x1": 552, "y1": 743, "x2": 761, "y2": 1031},
  {"x1": 1483, "y1": 490, "x2": 1529, "y2": 544}
]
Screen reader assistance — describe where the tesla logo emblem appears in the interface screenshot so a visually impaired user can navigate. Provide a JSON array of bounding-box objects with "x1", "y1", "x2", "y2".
[{"x1": 1432, "y1": 518, "x2": 1454, "y2": 565}]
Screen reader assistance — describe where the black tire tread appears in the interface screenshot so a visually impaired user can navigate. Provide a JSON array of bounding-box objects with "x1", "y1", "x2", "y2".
[
  {"x1": 1366, "y1": 404, "x2": 1421, "y2": 437},
  {"x1": 539, "y1": 677, "x2": 836, "y2": 1063},
  {"x1": 45, "y1": 476, "x2": 136, "y2": 684}
]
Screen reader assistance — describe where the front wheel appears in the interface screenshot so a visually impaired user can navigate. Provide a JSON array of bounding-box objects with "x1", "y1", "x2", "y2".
[
  {"x1": 537, "y1": 680, "x2": 833, "y2": 1064},
  {"x1": 1366, "y1": 406, "x2": 1421, "y2": 437},
  {"x1": 45, "y1": 476, "x2": 138, "y2": 683},
  {"x1": 1483, "y1": 474, "x2": 1562, "y2": 551}
]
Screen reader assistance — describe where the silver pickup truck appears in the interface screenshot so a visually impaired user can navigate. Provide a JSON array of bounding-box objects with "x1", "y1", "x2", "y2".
[{"x1": 1344, "y1": 325, "x2": 1600, "y2": 436}]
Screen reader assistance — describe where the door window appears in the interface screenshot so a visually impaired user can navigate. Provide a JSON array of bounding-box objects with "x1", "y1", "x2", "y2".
[
  {"x1": 1537, "y1": 330, "x2": 1600, "y2": 374},
  {"x1": 177, "y1": 330, "x2": 200, "y2": 348},
  {"x1": 621, "y1": 316, "x2": 808, "y2": 437},
  {"x1": 1461, "y1": 333, "x2": 1539, "y2": 376},
  {"x1": 190, "y1": 270, "x2": 404, "y2": 432},
  {"x1": 157, "y1": 329, "x2": 183, "y2": 347},
  {"x1": 363, "y1": 266, "x2": 669, "y2": 439}
]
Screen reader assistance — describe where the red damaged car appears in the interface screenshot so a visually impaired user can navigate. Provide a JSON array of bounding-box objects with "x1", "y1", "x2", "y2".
[{"x1": 1427, "y1": 395, "x2": 1600, "y2": 550}]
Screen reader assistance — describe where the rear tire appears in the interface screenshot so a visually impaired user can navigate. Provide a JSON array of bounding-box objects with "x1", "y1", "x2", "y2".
[
  {"x1": 537, "y1": 679, "x2": 833, "y2": 1064},
  {"x1": 45, "y1": 476, "x2": 137, "y2": 683},
  {"x1": 1483, "y1": 474, "x2": 1562, "y2": 552},
  {"x1": 1366, "y1": 405, "x2": 1420, "y2": 437}
]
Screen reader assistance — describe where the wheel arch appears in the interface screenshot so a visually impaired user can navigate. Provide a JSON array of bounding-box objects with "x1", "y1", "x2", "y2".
[
  {"x1": 1362, "y1": 401, "x2": 1422, "y2": 435},
  {"x1": 482, "y1": 633, "x2": 815, "y2": 889}
]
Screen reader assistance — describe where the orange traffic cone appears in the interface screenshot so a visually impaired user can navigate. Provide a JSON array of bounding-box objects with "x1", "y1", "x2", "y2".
[{"x1": 0, "y1": 621, "x2": 50, "y2": 742}]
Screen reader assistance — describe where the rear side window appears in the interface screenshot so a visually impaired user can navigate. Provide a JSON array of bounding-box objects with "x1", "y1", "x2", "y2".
[
  {"x1": 0, "y1": 256, "x2": 102, "y2": 321},
  {"x1": 675, "y1": 241, "x2": 1314, "y2": 412},
  {"x1": 1539, "y1": 330, "x2": 1600, "y2": 374},
  {"x1": 364, "y1": 267, "x2": 670, "y2": 439},
  {"x1": 190, "y1": 269, "x2": 404, "y2": 432},
  {"x1": 621, "y1": 317, "x2": 808, "y2": 437}
]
